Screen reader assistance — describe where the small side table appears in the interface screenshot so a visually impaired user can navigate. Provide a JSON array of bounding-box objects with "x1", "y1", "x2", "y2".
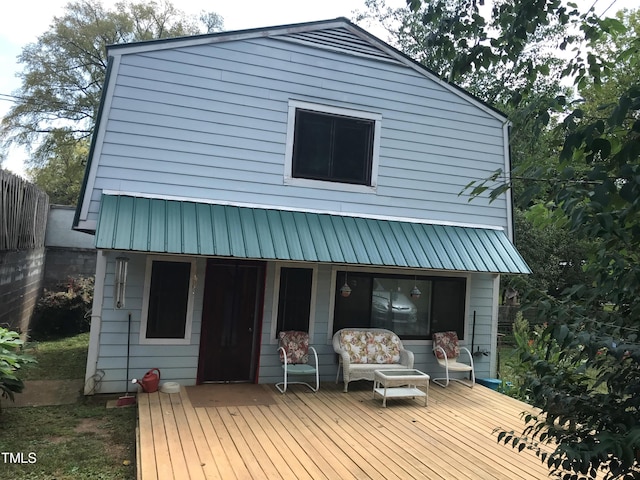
[{"x1": 373, "y1": 369, "x2": 430, "y2": 407}]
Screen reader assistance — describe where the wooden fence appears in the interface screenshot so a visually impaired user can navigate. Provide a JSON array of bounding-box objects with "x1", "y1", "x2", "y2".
[{"x1": 0, "y1": 169, "x2": 49, "y2": 251}]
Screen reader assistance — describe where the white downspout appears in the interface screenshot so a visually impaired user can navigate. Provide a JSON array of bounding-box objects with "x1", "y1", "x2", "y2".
[
  {"x1": 84, "y1": 250, "x2": 107, "y2": 395},
  {"x1": 503, "y1": 122, "x2": 515, "y2": 241},
  {"x1": 490, "y1": 273, "x2": 501, "y2": 377}
]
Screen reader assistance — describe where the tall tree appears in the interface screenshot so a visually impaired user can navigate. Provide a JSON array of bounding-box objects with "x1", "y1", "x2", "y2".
[
  {"x1": 1, "y1": 0, "x2": 223, "y2": 203},
  {"x1": 405, "y1": 1, "x2": 639, "y2": 477},
  {"x1": 579, "y1": 9, "x2": 640, "y2": 122},
  {"x1": 356, "y1": 0, "x2": 569, "y2": 104},
  {"x1": 356, "y1": 0, "x2": 589, "y2": 299},
  {"x1": 27, "y1": 131, "x2": 88, "y2": 205}
]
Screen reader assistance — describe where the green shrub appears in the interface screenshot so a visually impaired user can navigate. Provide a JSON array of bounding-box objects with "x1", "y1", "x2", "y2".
[
  {"x1": 30, "y1": 276, "x2": 94, "y2": 340},
  {"x1": 505, "y1": 312, "x2": 561, "y2": 402},
  {"x1": 0, "y1": 327, "x2": 36, "y2": 411}
]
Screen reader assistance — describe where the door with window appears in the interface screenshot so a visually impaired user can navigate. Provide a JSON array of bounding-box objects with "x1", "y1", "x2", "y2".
[{"x1": 197, "y1": 260, "x2": 265, "y2": 383}]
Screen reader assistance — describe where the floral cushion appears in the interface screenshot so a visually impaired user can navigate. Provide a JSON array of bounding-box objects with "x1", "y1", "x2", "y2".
[
  {"x1": 340, "y1": 330, "x2": 369, "y2": 363},
  {"x1": 278, "y1": 331, "x2": 309, "y2": 364},
  {"x1": 433, "y1": 331, "x2": 461, "y2": 360},
  {"x1": 366, "y1": 332, "x2": 401, "y2": 364},
  {"x1": 340, "y1": 330, "x2": 401, "y2": 364}
]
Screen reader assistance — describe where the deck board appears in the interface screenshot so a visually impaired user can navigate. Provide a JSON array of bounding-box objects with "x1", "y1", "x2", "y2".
[
  {"x1": 137, "y1": 394, "x2": 158, "y2": 480},
  {"x1": 176, "y1": 389, "x2": 222, "y2": 479},
  {"x1": 137, "y1": 382, "x2": 558, "y2": 479},
  {"x1": 167, "y1": 393, "x2": 206, "y2": 480},
  {"x1": 148, "y1": 390, "x2": 173, "y2": 480},
  {"x1": 255, "y1": 404, "x2": 329, "y2": 480},
  {"x1": 158, "y1": 393, "x2": 189, "y2": 477}
]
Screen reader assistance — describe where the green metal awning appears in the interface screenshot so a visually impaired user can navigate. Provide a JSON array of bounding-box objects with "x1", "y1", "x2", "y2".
[{"x1": 95, "y1": 194, "x2": 530, "y2": 274}]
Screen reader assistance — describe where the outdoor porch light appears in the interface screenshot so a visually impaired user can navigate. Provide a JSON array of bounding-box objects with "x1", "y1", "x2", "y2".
[
  {"x1": 340, "y1": 270, "x2": 352, "y2": 298},
  {"x1": 114, "y1": 256, "x2": 129, "y2": 309},
  {"x1": 410, "y1": 275, "x2": 421, "y2": 299}
]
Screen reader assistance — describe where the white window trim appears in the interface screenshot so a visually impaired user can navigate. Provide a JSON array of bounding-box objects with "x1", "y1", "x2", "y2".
[
  {"x1": 270, "y1": 262, "x2": 318, "y2": 344},
  {"x1": 139, "y1": 255, "x2": 196, "y2": 345},
  {"x1": 284, "y1": 100, "x2": 381, "y2": 193}
]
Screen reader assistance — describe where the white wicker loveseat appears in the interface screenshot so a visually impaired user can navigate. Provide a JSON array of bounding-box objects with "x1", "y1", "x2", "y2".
[{"x1": 333, "y1": 328, "x2": 414, "y2": 392}]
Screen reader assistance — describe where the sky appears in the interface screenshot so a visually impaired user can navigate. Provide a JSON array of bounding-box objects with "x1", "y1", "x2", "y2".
[
  {"x1": 0, "y1": 0, "x2": 635, "y2": 176},
  {"x1": 0, "y1": 0, "x2": 404, "y2": 176}
]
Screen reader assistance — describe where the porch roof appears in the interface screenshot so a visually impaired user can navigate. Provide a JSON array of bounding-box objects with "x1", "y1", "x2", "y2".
[{"x1": 95, "y1": 194, "x2": 530, "y2": 274}]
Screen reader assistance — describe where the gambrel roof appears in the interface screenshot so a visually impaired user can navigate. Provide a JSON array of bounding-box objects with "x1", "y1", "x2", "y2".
[{"x1": 74, "y1": 17, "x2": 519, "y2": 261}]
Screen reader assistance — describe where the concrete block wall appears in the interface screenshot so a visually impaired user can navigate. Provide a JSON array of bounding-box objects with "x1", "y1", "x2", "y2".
[
  {"x1": 0, "y1": 248, "x2": 46, "y2": 334},
  {"x1": 43, "y1": 247, "x2": 96, "y2": 291}
]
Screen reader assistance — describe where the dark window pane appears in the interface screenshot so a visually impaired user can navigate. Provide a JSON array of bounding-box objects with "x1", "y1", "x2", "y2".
[
  {"x1": 372, "y1": 277, "x2": 431, "y2": 338},
  {"x1": 292, "y1": 112, "x2": 332, "y2": 178},
  {"x1": 333, "y1": 272, "x2": 372, "y2": 331},
  {"x1": 333, "y1": 119, "x2": 372, "y2": 184},
  {"x1": 292, "y1": 109, "x2": 373, "y2": 186},
  {"x1": 276, "y1": 267, "x2": 313, "y2": 335},
  {"x1": 430, "y1": 278, "x2": 467, "y2": 339},
  {"x1": 146, "y1": 261, "x2": 190, "y2": 338},
  {"x1": 333, "y1": 271, "x2": 466, "y2": 340}
]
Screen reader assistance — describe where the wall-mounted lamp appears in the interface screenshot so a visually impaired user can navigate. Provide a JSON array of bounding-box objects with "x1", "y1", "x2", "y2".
[{"x1": 114, "y1": 256, "x2": 129, "y2": 309}]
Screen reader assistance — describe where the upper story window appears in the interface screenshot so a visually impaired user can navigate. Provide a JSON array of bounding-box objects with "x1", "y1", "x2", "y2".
[
  {"x1": 293, "y1": 109, "x2": 374, "y2": 185},
  {"x1": 284, "y1": 101, "x2": 381, "y2": 192}
]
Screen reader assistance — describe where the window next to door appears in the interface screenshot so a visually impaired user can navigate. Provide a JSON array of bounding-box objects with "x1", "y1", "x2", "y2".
[
  {"x1": 333, "y1": 271, "x2": 467, "y2": 340},
  {"x1": 273, "y1": 266, "x2": 316, "y2": 340},
  {"x1": 284, "y1": 100, "x2": 381, "y2": 192},
  {"x1": 140, "y1": 257, "x2": 196, "y2": 345}
]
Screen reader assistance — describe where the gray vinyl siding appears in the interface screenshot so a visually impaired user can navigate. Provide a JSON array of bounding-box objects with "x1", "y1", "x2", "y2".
[
  {"x1": 93, "y1": 253, "x2": 497, "y2": 394},
  {"x1": 257, "y1": 264, "x2": 498, "y2": 386},
  {"x1": 93, "y1": 253, "x2": 204, "y2": 394},
  {"x1": 84, "y1": 35, "x2": 509, "y2": 229}
]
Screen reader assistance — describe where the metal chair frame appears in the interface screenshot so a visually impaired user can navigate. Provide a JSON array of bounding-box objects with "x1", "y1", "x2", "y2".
[
  {"x1": 276, "y1": 338, "x2": 319, "y2": 394},
  {"x1": 432, "y1": 333, "x2": 475, "y2": 388}
]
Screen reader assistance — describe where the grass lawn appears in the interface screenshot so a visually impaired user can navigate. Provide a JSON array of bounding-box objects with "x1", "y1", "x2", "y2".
[
  {"x1": 0, "y1": 333, "x2": 136, "y2": 480},
  {"x1": 21, "y1": 332, "x2": 90, "y2": 380},
  {"x1": 497, "y1": 343, "x2": 518, "y2": 381}
]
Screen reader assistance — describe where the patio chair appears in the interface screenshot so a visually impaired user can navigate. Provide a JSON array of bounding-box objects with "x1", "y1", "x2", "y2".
[
  {"x1": 276, "y1": 330, "x2": 319, "y2": 394},
  {"x1": 432, "y1": 331, "x2": 475, "y2": 388}
]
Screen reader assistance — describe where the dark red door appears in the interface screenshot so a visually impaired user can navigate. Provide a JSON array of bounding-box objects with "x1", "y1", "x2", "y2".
[{"x1": 197, "y1": 259, "x2": 265, "y2": 383}]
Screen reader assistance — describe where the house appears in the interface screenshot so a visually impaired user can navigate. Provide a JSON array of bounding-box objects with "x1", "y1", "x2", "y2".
[{"x1": 73, "y1": 18, "x2": 529, "y2": 395}]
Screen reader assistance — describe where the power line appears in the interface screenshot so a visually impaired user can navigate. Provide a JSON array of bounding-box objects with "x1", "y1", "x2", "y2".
[
  {"x1": 599, "y1": 0, "x2": 619, "y2": 18},
  {"x1": 0, "y1": 92, "x2": 92, "y2": 115},
  {"x1": 0, "y1": 93, "x2": 21, "y2": 104},
  {"x1": 0, "y1": 92, "x2": 41, "y2": 106}
]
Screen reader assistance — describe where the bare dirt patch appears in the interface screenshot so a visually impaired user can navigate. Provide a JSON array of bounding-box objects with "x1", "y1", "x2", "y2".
[
  {"x1": 73, "y1": 417, "x2": 131, "y2": 462},
  {"x1": 74, "y1": 417, "x2": 108, "y2": 437}
]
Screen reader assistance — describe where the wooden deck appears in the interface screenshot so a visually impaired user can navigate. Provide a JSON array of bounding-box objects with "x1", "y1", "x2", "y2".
[{"x1": 136, "y1": 381, "x2": 553, "y2": 480}]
